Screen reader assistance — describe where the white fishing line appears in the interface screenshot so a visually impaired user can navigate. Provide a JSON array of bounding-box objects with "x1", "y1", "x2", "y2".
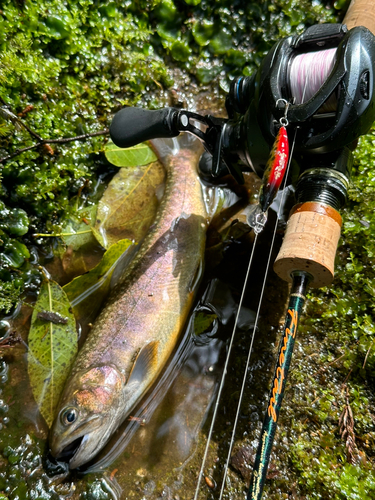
[
  {"x1": 218, "y1": 127, "x2": 298, "y2": 500},
  {"x1": 289, "y1": 48, "x2": 337, "y2": 111},
  {"x1": 193, "y1": 232, "x2": 260, "y2": 500},
  {"x1": 195, "y1": 47, "x2": 335, "y2": 499}
]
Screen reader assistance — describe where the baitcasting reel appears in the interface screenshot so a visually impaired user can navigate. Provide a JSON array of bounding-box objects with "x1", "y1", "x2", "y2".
[
  {"x1": 224, "y1": 23, "x2": 375, "y2": 178},
  {"x1": 110, "y1": 23, "x2": 375, "y2": 190}
]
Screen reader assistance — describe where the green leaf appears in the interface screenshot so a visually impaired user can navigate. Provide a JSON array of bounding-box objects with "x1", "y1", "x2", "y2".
[
  {"x1": 28, "y1": 280, "x2": 78, "y2": 428},
  {"x1": 63, "y1": 239, "x2": 134, "y2": 325},
  {"x1": 334, "y1": 0, "x2": 349, "y2": 9},
  {"x1": 209, "y1": 30, "x2": 233, "y2": 55},
  {"x1": 95, "y1": 160, "x2": 165, "y2": 249},
  {"x1": 171, "y1": 40, "x2": 192, "y2": 62},
  {"x1": 157, "y1": 23, "x2": 180, "y2": 42},
  {"x1": 192, "y1": 19, "x2": 215, "y2": 47},
  {"x1": 90, "y1": 226, "x2": 106, "y2": 249},
  {"x1": 60, "y1": 225, "x2": 94, "y2": 249},
  {"x1": 224, "y1": 49, "x2": 246, "y2": 67},
  {"x1": 196, "y1": 65, "x2": 221, "y2": 84},
  {"x1": 60, "y1": 205, "x2": 99, "y2": 251},
  {"x1": 194, "y1": 311, "x2": 217, "y2": 336},
  {"x1": 104, "y1": 141, "x2": 157, "y2": 167}
]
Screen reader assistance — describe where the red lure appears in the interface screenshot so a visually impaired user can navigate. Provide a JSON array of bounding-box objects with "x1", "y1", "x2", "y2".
[{"x1": 259, "y1": 126, "x2": 289, "y2": 213}]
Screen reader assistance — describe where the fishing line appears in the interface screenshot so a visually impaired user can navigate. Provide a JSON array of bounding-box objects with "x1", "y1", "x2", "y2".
[
  {"x1": 218, "y1": 127, "x2": 298, "y2": 499},
  {"x1": 193, "y1": 232, "x2": 260, "y2": 500},
  {"x1": 194, "y1": 45, "x2": 337, "y2": 498},
  {"x1": 289, "y1": 48, "x2": 337, "y2": 111}
]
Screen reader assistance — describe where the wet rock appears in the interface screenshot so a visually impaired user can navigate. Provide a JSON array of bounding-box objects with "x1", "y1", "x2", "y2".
[{"x1": 230, "y1": 445, "x2": 254, "y2": 486}]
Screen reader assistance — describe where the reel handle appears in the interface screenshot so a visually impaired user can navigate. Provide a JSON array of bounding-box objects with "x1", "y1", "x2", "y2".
[
  {"x1": 110, "y1": 107, "x2": 180, "y2": 148},
  {"x1": 344, "y1": 0, "x2": 375, "y2": 34}
]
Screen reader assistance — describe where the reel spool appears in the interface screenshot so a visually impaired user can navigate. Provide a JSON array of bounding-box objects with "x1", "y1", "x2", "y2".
[{"x1": 224, "y1": 23, "x2": 375, "y2": 175}]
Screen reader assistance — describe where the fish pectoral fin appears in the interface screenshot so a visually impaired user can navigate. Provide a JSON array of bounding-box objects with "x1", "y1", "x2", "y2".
[{"x1": 127, "y1": 341, "x2": 159, "y2": 386}]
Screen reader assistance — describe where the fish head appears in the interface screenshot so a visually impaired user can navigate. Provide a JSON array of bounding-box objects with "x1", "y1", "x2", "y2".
[{"x1": 50, "y1": 365, "x2": 124, "y2": 469}]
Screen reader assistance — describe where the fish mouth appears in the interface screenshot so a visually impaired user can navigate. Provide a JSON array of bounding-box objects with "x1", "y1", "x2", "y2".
[
  {"x1": 50, "y1": 416, "x2": 103, "y2": 469},
  {"x1": 52, "y1": 419, "x2": 117, "y2": 469},
  {"x1": 69, "y1": 429, "x2": 112, "y2": 469},
  {"x1": 55, "y1": 435, "x2": 86, "y2": 462},
  {"x1": 54, "y1": 433, "x2": 96, "y2": 469}
]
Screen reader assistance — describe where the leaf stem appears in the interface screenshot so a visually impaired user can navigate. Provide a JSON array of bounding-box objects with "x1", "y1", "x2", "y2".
[{"x1": 33, "y1": 229, "x2": 93, "y2": 238}]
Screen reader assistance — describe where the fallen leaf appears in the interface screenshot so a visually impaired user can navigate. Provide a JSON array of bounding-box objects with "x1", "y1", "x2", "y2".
[
  {"x1": 61, "y1": 204, "x2": 99, "y2": 251},
  {"x1": 95, "y1": 160, "x2": 165, "y2": 248},
  {"x1": 63, "y1": 238, "x2": 135, "y2": 326},
  {"x1": 104, "y1": 140, "x2": 157, "y2": 167},
  {"x1": 90, "y1": 226, "x2": 106, "y2": 248},
  {"x1": 60, "y1": 243, "x2": 104, "y2": 283},
  {"x1": 28, "y1": 280, "x2": 78, "y2": 427},
  {"x1": 230, "y1": 445, "x2": 255, "y2": 486},
  {"x1": 50, "y1": 205, "x2": 105, "y2": 283},
  {"x1": 194, "y1": 311, "x2": 217, "y2": 336}
]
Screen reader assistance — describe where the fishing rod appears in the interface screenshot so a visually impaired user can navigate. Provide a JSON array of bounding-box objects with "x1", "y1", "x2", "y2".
[
  {"x1": 244, "y1": 3, "x2": 375, "y2": 498},
  {"x1": 109, "y1": 2, "x2": 375, "y2": 497}
]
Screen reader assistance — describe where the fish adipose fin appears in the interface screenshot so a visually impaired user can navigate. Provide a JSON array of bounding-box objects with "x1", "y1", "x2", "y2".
[{"x1": 127, "y1": 341, "x2": 159, "y2": 385}]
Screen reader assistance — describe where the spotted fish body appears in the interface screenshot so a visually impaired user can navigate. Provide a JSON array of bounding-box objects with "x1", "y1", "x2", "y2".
[
  {"x1": 259, "y1": 126, "x2": 289, "y2": 213},
  {"x1": 50, "y1": 138, "x2": 207, "y2": 468}
]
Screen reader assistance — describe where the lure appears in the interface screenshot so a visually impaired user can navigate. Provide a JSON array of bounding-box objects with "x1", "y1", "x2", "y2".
[
  {"x1": 247, "y1": 125, "x2": 289, "y2": 233},
  {"x1": 259, "y1": 125, "x2": 289, "y2": 213}
]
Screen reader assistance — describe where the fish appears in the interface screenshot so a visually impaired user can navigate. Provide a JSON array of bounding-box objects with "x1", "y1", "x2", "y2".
[{"x1": 49, "y1": 135, "x2": 208, "y2": 469}]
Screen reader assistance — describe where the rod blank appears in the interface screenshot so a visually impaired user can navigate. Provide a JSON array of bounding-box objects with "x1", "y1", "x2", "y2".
[{"x1": 247, "y1": 272, "x2": 309, "y2": 500}]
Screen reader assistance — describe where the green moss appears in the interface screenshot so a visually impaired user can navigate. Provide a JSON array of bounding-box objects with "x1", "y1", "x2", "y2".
[
  {"x1": 0, "y1": 280, "x2": 23, "y2": 315},
  {"x1": 305, "y1": 127, "x2": 375, "y2": 381},
  {"x1": 0, "y1": 0, "x2": 172, "y2": 312}
]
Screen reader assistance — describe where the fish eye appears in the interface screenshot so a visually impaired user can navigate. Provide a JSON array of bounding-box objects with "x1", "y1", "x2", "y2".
[{"x1": 61, "y1": 407, "x2": 78, "y2": 426}]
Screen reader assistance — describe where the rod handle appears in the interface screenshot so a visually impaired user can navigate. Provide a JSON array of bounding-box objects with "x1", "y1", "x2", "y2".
[
  {"x1": 110, "y1": 107, "x2": 180, "y2": 148},
  {"x1": 273, "y1": 202, "x2": 342, "y2": 288},
  {"x1": 344, "y1": 0, "x2": 375, "y2": 34}
]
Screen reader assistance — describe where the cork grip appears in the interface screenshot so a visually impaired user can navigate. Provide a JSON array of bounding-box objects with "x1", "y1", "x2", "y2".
[
  {"x1": 273, "y1": 202, "x2": 342, "y2": 288},
  {"x1": 344, "y1": 0, "x2": 375, "y2": 35}
]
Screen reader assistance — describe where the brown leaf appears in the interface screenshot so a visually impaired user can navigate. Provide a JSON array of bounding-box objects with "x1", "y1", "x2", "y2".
[
  {"x1": 60, "y1": 244, "x2": 104, "y2": 282},
  {"x1": 95, "y1": 160, "x2": 166, "y2": 248}
]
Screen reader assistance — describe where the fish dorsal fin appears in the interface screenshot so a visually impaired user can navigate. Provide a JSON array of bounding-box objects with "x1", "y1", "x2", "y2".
[{"x1": 127, "y1": 341, "x2": 159, "y2": 386}]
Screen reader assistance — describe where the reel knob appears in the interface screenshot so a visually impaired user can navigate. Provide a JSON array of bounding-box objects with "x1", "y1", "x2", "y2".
[{"x1": 110, "y1": 107, "x2": 180, "y2": 148}]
